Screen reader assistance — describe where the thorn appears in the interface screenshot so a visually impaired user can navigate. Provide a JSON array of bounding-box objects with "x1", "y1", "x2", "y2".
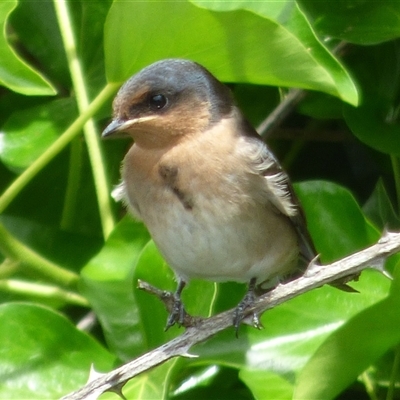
[
  {"x1": 304, "y1": 254, "x2": 321, "y2": 277},
  {"x1": 87, "y1": 364, "x2": 106, "y2": 383},
  {"x1": 330, "y1": 282, "x2": 359, "y2": 293},
  {"x1": 378, "y1": 228, "x2": 396, "y2": 244},
  {"x1": 107, "y1": 383, "x2": 127, "y2": 400},
  {"x1": 369, "y1": 259, "x2": 393, "y2": 280},
  {"x1": 181, "y1": 352, "x2": 199, "y2": 359}
]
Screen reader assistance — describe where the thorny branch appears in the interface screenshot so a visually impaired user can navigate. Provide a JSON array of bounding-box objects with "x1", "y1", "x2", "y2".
[{"x1": 62, "y1": 231, "x2": 400, "y2": 400}]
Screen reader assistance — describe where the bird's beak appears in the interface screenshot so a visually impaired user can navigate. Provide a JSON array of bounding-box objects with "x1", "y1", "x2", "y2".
[
  {"x1": 102, "y1": 118, "x2": 129, "y2": 138},
  {"x1": 102, "y1": 116, "x2": 156, "y2": 138}
]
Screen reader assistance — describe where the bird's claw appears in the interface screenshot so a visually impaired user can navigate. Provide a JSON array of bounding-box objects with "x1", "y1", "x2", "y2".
[
  {"x1": 165, "y1": 293, "x2": 187, "y2": 331},
  {"x1": 233, "y1": 281, "x2": 263, "y2": 336}
]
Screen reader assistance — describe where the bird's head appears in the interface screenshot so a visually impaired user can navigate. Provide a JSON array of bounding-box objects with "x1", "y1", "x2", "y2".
[{"x1": 102, "y1": 59, "x2": 234, "y2": 147}]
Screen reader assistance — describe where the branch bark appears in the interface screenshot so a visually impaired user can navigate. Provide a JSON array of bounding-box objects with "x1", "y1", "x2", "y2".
[{"x1": 62, "y1": 231, "x2": 400, "y2": 400}]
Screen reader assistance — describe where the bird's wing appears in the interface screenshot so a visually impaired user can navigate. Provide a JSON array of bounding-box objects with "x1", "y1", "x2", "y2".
[
  {"x1": 238, "y1": 121, "x2": 316, "y2": 263},
  {"x1": 239, "y1": 121, "x2": 359, "y2": 291}
]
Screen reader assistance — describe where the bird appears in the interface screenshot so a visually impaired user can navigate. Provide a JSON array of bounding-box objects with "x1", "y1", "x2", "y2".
[{"x1": 102, "y1": 58, "x2": 320, "y2": 333}]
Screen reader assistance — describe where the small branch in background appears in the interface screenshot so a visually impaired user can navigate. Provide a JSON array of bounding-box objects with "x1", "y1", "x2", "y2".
[
  {"x1": 268, "y1": 127, "x2": 352, "y2": 142},
  {"x1": 257, "y1": 89, "x2": 306, "y2": 139},
  {"x1": 257, "y1": 41, "x2": 348, "y2": 140},
  {"x1": 62, "y1": 232, "x2": 400, "y2": 400},
  {"x1": 77, "y1": 311, "x2": 98, "y2": 332}
]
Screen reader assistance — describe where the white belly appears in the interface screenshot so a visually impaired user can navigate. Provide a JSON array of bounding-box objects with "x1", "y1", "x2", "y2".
[
  {"x1": 122, "y1": 132, "x2": 300, "y2": 285},
  {"x1": 127, "y1": 180, "x2": 299, "y2": 284}
]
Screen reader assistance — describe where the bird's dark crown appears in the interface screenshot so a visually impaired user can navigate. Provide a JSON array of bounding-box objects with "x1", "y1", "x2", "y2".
[{"x1": 112, "y1": 59, "x2": 234, "y2": 129}]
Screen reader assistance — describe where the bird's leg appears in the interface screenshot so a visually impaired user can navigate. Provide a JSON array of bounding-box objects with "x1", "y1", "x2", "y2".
[
  {"x1": 165, "y1": 279, "x2": 187, "y2": 330},
  {"x1": 233, "y1": 277, "x2": 263, "y2": 336}
]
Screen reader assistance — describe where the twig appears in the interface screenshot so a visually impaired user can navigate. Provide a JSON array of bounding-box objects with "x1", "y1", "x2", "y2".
[
  {"x1": 257, "y1": 41, "x2": 349, "y2": 140},
  {"x1": 62, "y1": 231, "x2": 400, "y2": 400},
  {"x1": 257, "y1": 88, "x2": 306, "y2": 139}
]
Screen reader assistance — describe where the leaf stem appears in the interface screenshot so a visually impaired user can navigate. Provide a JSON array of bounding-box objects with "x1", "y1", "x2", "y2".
[
  {"x1": 0, "y1": 279, "x2": 89, "y2": 307},
  {"x1": 391, "y1": 156, "x2": 400, "y2": 215},
  {"x1": 360, "y1": 371, "x2": 379, "y2": 400},
  {"x1": 208, "y1": 282, "x2": 219, "y2": 318},
  {"x1": 0, "y1": 258, "x2": 19, "y2": 278},
  {"x1": 0, "y1": 222, "x2": 79, "y2": 288},
  {"x1": 0, "y1": 82, "x2": 119, "y2": 215},
  {"x1": 60, "y1": 137, "x2": 84, "y2": 231},
  {"x1": 53, "y1": 0, "x2": 116, "y2": 239},
  {"x1": 386, "y1": 345, "x2": 400, "y2": 400}
]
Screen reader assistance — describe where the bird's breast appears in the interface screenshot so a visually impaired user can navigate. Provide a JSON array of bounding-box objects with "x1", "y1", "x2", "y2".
[{"x1": 122, "y1": 127, "x2": 299, "y2": 284}]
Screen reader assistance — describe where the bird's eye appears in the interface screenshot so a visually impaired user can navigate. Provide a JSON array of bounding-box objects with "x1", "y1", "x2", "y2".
[{"x1": 149, "y1": 94, "x2": 167, "y2": 110}]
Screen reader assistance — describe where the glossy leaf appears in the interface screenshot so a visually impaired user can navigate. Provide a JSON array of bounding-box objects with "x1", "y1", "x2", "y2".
[
  {"x1": 344, "y1": 103, "x2": 400, "y2": 157},
  {"x1": 8, "y1": 0, "x2": 70, "y2": 90},
  {"x1": 80, "y1": 215, "x2": 150, "y2": 361},
  {"x1": 191, "y1": 0, "x2": 358, "y2": 106},
  {"x1": 0, "y1": 214, "x2": 102, "y2": 277},
  {"x1": 294, "y1": 265, "x2": 400, "y2": 400},
  {"x1": 0, "y1": 302, "x2": 115, "y2": 399},
  {"x1": 0, "y1": 1, "x2": 55, "y2": 95},
  {"x1": 239, "y1": 369, "x2": 294, "y2": 400},
  {"x1": 133, "y1": 240, "x2": 218, "y2": 350},
  {"x1": 0, "y1": 98, "x2": 77, "y2": 172},
  {"x1": 82, "y1": 214, "x2": 219, "y2": 360},
  {"x1": 117, "y1": 360, "x2": 177, "y2": 400},
  {"x1": 363, "y1": 179, "x2": 400, "y2": 230},
  {"x1": 104, "y1": 0, "x2": 358, "y2": 104},
  {"x1": 298, "y1": 0, "x2": 400, "y2": 45},
  {"x1": 343, "y1": 41, "x2": 400, "y2": 156},
  {"x1": 295, "y1": 180, "x2": 377, "y2": 262}
]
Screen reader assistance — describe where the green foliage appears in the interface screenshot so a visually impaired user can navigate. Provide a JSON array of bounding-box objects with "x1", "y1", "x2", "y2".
[{"x1": 0, "y1": 0, "x2": 399, "y2": 399}]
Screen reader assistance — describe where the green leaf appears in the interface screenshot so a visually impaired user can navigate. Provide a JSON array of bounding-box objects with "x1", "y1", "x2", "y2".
[
  {"x1": 239, "y1": 369, "x2": 293, "y2": 400},
  {"x1": 343, "y1": 41, "x2": 400, "y2": 156},
  {"x1": 0, "y1": 214, "x2": 101, "y2": 275},
  {"x1": 119, "y1": 360, "x2": 177, "y2": 400},
  {"x1": 344, "y1": 102, "x2": 400, "y2": 157},
  {"x1": 104, "y1": 0, "x2": 358, "y2": 104},
  {"x1": 298, "y1": 0, "x2": 400, "y2": 45},
  {"x1": 193, "y1": 268, "x2": 390, "y2": 398},
  {"x1": 0, "y1": 1, "x2": 56, "y2": 95},
  {"x1": 0, "y1": 98, "x2": 77, "y2": 172},
  {"x1": 295, "y1": 180, "x2": 377, "y2": 262},
  {"x1": 0, "y1": 302, "x2": 115, "y2": 399},
  {"x1": 134, "y1": 240, "x2": 219, "y2": 349},
  {"x1": 131, "y1": 239, "x2": 178, "y2": 349},
  {"x1": 363, "y1": 179, "x2": 400, "y2": 230},
  {"x1": 191, "y1": 0, "x2": 358, "y2": 106},
  {"x1": 8, "y1": 0, "x2": 70, "y2": 90},
  {"x1": 294, "y1": 265, "x2": 400, "y2": 400},
  {"x1": 297, "y1": 92, "x2": 344, "y2": 119},
  {"x1": 80, "y1": 215, "x2": 151, "y2": 361},
  {"x1": 81, "y1": 214, "x2": 219, "y2": 358}
]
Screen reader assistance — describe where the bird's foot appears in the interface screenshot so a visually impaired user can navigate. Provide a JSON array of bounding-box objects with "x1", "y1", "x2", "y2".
[
  {"x1": 165, "y1": 292, "x2": 187, "y2": 331},
  {"x1": 138, "y1": 279, "x2": 196, "y2": 329},
  {"x1": 233, "y1": 278, "x2": 263, "y2": 337}
]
